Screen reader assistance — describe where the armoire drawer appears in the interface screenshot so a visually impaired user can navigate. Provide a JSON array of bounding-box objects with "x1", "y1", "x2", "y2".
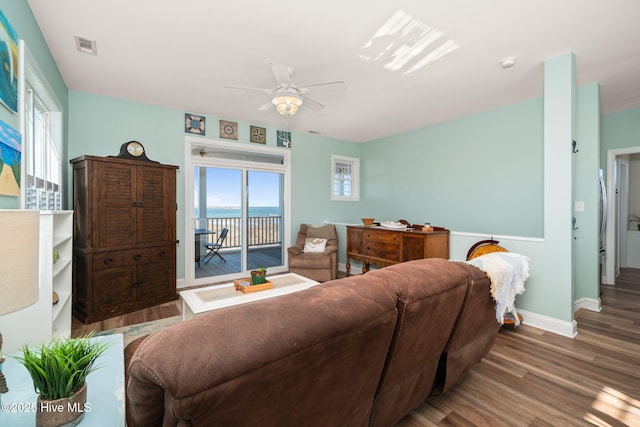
[{"x1": 92, "y1": 245, "x2": 174, "y2": 271}]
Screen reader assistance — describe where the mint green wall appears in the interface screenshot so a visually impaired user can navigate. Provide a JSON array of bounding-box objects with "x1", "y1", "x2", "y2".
[
  {"x1": 289, "y1": 132, "x2": 363, "y2": 259},
  {"x1": 68, "y1": 91, "x2": 362, "y2": 280},
  {"x1": 0, "y1": 1, "x2": 68, "y2": 209},
  {"x1": 601, "y1": 107, "x2": 640, "y2": 157},
  {"x1": 361, "y1": 98, "x2": 544, "y2": 237},
  {"x1": 573, "y1": 84, "x2": 600, "y2": 304},
  {"x1": 541, "y1": 53, "x2": 575, "y2": 323},
  {"x1": 290, "y1": 133, "x2": 362, "y2": 225}
]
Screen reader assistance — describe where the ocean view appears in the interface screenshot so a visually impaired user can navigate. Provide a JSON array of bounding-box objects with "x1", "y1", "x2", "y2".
[{"x1": 195, "y1": 206, "x2": 281, "y2": 218}]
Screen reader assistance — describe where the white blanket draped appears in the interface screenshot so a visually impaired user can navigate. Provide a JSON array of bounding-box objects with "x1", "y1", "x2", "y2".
[{"x1": 465, "y1": 252, "x2": 530, "y2": 326}]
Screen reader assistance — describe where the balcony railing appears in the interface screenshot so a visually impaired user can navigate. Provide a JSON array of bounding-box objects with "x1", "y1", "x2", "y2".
[{"x1": 196, "y1": 216, "x2": 282, "y2": 248}]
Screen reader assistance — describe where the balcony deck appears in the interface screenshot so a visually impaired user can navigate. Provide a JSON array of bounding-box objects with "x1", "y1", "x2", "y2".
[
  {"x1": 194, "y1": 215, "x2": 284, "y2": 278},
  {"x1": 195, "y1": 245, "x2": 284, "y2": 278}
]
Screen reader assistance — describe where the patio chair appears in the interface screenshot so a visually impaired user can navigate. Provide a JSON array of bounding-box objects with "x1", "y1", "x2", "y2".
[{"x1": 203, "y1": 228, "x2": 229, "y2": 264}]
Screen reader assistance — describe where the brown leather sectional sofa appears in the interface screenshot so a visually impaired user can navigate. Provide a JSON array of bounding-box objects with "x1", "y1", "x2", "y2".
[{"x1": 125, "y1": 258, "x2": 499, "y2": 426}]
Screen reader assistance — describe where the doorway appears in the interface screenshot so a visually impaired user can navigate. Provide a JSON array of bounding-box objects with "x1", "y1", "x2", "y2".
[
  {"x1": 184, "y1": 138, "x2": 291, "y2": 287},
  {"x1": 603, "y1": 146, "x2": 640, "y2": 285}
]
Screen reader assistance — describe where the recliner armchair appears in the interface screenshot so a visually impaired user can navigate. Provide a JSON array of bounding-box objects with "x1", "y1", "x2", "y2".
[{"x1": 287, "y1": 224, "x2": 338, "y2": 282}]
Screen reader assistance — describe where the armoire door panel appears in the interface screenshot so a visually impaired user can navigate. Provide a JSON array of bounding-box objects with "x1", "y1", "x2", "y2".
[
  {"x1": 137, "y1": 262, "x2": 175, "y2": 302},
  {"x1": 93, "y1": 267, "x2": 136, "y2": 311},
  {"x1": 98, "y1": 162, "x2": 137, "y2": 247},
  {"x1": 137, "y1": 168, "x2": 175, "y2": 243}
]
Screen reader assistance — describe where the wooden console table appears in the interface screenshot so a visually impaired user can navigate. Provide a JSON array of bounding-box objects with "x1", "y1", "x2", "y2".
[{"x1": 346, "y1": 226, "x2": 450, "y2": 275}]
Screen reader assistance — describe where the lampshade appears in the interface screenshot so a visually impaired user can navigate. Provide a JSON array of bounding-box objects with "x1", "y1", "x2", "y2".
[
  {"x1": 0, "y1": 210, "x2": 39, "y2": 315},
  {"x1": 272, "y1": 95, "x2": 303, "y2": 117}
]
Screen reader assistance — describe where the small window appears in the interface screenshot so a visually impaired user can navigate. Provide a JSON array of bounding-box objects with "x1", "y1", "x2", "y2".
[{"x1": 331, "y1": 155, "x2": 359, "y2": 201}]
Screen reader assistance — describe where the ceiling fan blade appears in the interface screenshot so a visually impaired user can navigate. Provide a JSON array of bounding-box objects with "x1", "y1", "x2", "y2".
[
  {"x1": 225, "y1": 84, "x2": 274, "y2": 95},
  {"x1": 258, "y1": 101, "x2": 273, "y2": 111},
  {"x1": 301, "y1": 95, "x2": 325, "y2": 111},
  {"x1": 299, "y1": 81, "x2": 346, "y2": 93},
  {"x1": 270, "y1": 63, "x2": 292, "y2": 86}
]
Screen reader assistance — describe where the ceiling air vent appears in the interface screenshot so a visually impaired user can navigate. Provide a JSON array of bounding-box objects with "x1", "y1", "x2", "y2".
[{"x1": 75, "y1": 36, "x2": 97, "y2": 55}]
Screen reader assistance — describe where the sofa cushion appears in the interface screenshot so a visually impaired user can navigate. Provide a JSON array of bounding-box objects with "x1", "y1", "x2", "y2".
[{"x1": 289, "y1": 251, "x2": 333, "y2": 269}]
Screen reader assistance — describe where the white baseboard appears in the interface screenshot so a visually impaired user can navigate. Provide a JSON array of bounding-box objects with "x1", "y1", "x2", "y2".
[
  {"x1": 517, "y1": 309, "x2": 577, "y2": 338},
  {"x1": 573, "y1": 297, "x2": 601, "y2": 313},
  {"x1": 177, "y1": 278, "x2": 186, "y2": 290}
]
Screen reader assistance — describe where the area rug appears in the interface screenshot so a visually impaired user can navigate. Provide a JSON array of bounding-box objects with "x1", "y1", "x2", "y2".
[{"x1": 95, "y1": 316, "x2": 182, "y2": 347}]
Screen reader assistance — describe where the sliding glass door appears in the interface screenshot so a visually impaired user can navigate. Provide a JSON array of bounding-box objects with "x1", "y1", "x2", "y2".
[
  {"x1": 194, "y1": 166, "x2": 243, "y2": 278},
  {"x1": 247, "y1": 170, "x2": 284, "y2": 270},
  {"x1": 187, "y1": 139, "x2": 290, "y2": 285}
]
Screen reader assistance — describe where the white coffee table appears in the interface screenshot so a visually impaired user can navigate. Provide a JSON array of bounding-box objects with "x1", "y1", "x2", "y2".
[{"x1": 179, "y1": 273, "x2": 320, "y2": 320}]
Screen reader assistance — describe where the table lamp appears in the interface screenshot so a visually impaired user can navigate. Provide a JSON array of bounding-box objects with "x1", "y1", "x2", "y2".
[{"x1": 0, "y1": 210, "x2": 40, "y2": 399}]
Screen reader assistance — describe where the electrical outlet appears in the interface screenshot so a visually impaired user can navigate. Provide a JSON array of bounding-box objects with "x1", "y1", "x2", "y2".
[{"x1": 574, "y1": 201, "x2": 585, "y2": 212}]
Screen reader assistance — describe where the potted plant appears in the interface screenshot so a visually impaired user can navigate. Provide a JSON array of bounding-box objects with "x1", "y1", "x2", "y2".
[
  {"x1": 13, "y1": 335, "x2": 109, "y2": 427},
  {"x1": 250, "y1": 266, "x2": 267, "y2": 285},
  {"x1": 630, "y1": 214, "x2": 640, "y2": 231}
]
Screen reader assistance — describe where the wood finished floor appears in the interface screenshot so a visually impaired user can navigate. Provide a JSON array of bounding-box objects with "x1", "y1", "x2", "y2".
[{"x1": 72, "y1": 269, "x2": 640, "y2": 426}]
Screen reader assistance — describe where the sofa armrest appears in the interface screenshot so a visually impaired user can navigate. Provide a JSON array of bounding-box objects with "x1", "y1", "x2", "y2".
[
  {"x1": 124, "y1": 335, "x2": 152, "y2": 427},
  {"x1": 324, "y1": 246, "x2": 338, "y2": 256},
  {"x1": 287, "y1": 246, "x2": 304, "y2": 256}
]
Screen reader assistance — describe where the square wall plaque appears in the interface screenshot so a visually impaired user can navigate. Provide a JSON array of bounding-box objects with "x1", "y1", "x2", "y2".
[
  {"x1": 219, "y1": 120, "x2": 238, "y2": 140},
  {"x1": 185, "y1": 113, "x2": 206, "y2": 135},
  {"x1": 250, "y1": 125, "x2": 266, "y2": 144},
  {"x1": 277, "y1": 130, "x2": 291, "y2": 148}
]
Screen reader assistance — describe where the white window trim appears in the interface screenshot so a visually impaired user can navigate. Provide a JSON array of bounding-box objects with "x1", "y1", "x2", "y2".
[
  {"x1": 18, "y1": 40, "x2": 64, "y2": 210},
  {"x1": 331, "y1": 154, "x2": 360, "y2": 201}
]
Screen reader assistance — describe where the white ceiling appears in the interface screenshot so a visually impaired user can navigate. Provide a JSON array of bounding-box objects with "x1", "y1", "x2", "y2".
[{"x1": 27, "y1": 0, "x2": 640, "y2": 143}]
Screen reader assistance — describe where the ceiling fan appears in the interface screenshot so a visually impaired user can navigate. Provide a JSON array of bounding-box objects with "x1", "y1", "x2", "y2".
[{"x1": 225, "y1": 63, "x2": 345, "y2": 117}]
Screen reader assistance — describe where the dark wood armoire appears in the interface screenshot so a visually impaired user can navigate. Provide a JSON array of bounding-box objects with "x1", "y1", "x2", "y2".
[{"x1": 70, "y1": 155, "x2": 178, "y2": 323}]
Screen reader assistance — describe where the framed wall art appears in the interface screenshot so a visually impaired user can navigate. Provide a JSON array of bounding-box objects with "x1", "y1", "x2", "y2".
[
  {"x1": 219, "y1": 120, "x2": 238, "y2": 140},
  {"x1": 185, "y1": 113, "x2": 206, "y2": 135},
  {"x1": 249, "y1": 125, "x2": 266, "y2": 144},
  {"x1": 0, "y1": 118, "x2": 21, "y2": 196},
  {"x1": 277, "y1": 130, "x2": 291, "y2": 148},
  {"x1": 0, "y1": 9, "x2": 19, "y2": 113}
]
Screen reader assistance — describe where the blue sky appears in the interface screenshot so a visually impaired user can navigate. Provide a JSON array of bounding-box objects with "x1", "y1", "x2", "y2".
[{"x1": 195, "y1": 167, "x2": 281, "y2": 208}]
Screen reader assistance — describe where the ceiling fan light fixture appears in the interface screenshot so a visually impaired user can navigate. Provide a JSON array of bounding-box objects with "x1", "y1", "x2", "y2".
[{"x1": 272, "y1": 95, "x2": 303, "y2": 116}]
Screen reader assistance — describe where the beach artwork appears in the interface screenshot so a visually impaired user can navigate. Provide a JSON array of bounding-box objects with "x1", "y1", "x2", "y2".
[
  {"x1": 277, "y1": 130, "x2": 291, "y2": 148},
  {"x1": 0, "y1": 9, "x2": 18, "y2": 113},
  {"x1": 0, "y1": 118, "x2": 21, "y2": 196}
]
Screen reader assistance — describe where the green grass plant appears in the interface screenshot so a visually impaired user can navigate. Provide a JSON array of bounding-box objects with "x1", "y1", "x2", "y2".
[{"x1": 13, "y1": 335, "x2": 109, "y2": 400}]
